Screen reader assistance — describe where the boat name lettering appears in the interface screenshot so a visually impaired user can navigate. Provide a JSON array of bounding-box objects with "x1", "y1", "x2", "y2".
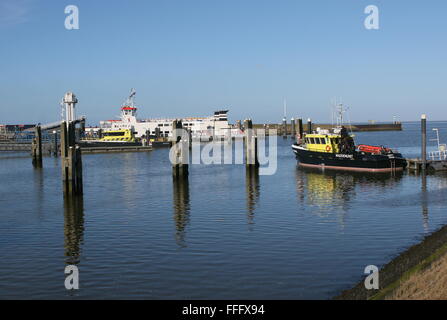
[{"x1": 336, "y1": 154, "x2": 353, "y2": 159}]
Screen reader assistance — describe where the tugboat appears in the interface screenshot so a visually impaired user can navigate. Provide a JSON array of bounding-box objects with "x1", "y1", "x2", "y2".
[{"x1": 292, "y1": 105, "x2": 406, "y2": 172}]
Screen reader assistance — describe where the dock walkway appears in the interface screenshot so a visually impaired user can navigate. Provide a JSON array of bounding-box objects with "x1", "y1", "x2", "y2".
[{"x1": 406, "y1": 158, "x2": 447, "y2": 172}]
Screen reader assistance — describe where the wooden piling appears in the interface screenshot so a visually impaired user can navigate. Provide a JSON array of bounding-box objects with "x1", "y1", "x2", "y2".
[
  {"x1": 61, "y1": 120, "x2": 83, "y2": 195},
  {"x1": 32, "y1": 125, "x2": 43, "y2": 167},
  {"x1": 75, "y1": 146, "x2": 83, "y2": 194},
  {"x1": 307, "y1": 118, "x2": 312, "y2": 134},
  {"x1": 61, "y1": 121, "x2": 68, "y2": 182},
  {"x1": 172, "y1": 119, "x2": 189, "y2": 179},
  {"x1": 291, "y1": 118, "x2": 296, "y2": 138},
  {"x1": 67, "y1": 146, "x2": 75, "y2": 194},
  {"x1": 297, "y1": 118, "x2": 304, "y2": 140},
  {"x1": 244, "y1": 119, "x2": 252, "y2": 164},
  {"x1": 282, "y1": 117, "x2": 288, "y2": 136},
  {"x1": 245, "y1": 119, "x2": 259, "y2": 167},
  {"x1": 421, "y1": 114, "x2": 427, "y2": 172},
  {"x1": 53, "y1": 131, "x2": 58, "y2": 157}
]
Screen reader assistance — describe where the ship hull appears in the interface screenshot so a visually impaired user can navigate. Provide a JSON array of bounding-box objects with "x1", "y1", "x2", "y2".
[
  {"x1": 79, "y1": 141, "x2": 142, "y2": 148},
  {"x1": 292, "y1": 144, "x2": 406, "y2": 172}
]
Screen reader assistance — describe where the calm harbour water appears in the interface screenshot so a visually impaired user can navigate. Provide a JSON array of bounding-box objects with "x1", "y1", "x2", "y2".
[{"x1": 1, "y1": 121, "x2": 447, "y2": 299}]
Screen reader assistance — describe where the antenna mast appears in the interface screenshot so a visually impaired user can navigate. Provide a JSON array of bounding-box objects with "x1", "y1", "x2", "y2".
[
  {"x1": 335, "y1": 103, "x2": 346, "y2": 127},
  {"x1": 124, "y1": 88, "x2": 137, "y2": 107}
]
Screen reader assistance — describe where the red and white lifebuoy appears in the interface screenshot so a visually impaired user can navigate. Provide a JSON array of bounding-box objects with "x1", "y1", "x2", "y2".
[{"x1": 326, "y1": 145, "x2": 332, "y2": 152}]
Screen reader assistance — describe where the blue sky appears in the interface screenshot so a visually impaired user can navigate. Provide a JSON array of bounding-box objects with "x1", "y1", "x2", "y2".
[{"x1": 0, "y1": 0, "x2": 446, "y2": 125}]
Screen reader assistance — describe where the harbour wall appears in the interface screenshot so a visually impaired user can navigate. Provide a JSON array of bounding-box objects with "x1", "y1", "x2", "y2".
[{"x1": 253, "y1": 122, "x2": 402, "y2": 134}]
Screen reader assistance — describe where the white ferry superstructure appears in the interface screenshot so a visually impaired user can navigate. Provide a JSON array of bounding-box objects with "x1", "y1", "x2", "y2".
[{"x1": 100, "y1": 90, "x2": 242, "y2": 139}]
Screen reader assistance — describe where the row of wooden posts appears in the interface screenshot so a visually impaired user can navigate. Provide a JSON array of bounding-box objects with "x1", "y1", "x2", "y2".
[
  {"x1": 281, "y1": 118, "x2": 311, "y2": 137},
  {"x1": 251, "y1": 118, "x2": 311, "y2": 138},
  {"x1": 170, "y1": 118, "x2": 263, "y2": 180},
  {"x1": 32, "y1": 116, "x2": 301, "y2": 196},
  {"x1": 31, "y1": 121, "x2": 83, "y2": 196}
]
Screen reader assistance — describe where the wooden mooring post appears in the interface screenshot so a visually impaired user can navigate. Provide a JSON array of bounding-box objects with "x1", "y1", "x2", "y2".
[
  {"x1": 61, "y1": 120, "x2": 83, "y2": 195},
  {"x1": 290, "y1": 117, "x2": 296, "y2": 139},
  {"x1": 53, "y1": 130, "x2": 58, "y2": 157},
  {"x1": 32, "y1": 125, "x2": 42, "y2": 167},
  {"x1": 282, "y1": 117, "x2": 288, "y2": 137},
  {"x1": 297, "y1": 118, "x2": 304, "y2": 141},
  {"x1": 407, "y1": 114, "x2": 430, "y2": 174},
  {"x1": 172, "y1": 119, "x2": 189, "y2": 179},
  {"x1": 307, "y1": 118, "x2": 313, "y2": 134},
  {"x1": 244, "y1": 119, "x2": 259, "y2": 169},
  {"x1": 421, "y1": 114, "x2": 427, "y2": 173}
]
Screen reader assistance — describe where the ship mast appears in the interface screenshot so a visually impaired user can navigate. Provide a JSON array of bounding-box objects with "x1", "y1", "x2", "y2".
[
  {"x1": 124, "y1": 88, "x2": 137, "y2": 108},
  {"x1": 334, "y1": 102, "x2": 347, "y2": 128},
  {"x1": 333, "y1": 101, "x2": 354, "y2": 133}
]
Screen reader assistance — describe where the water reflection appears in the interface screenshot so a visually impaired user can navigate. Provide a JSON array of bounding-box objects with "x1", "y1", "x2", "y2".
[
  {"x1": 295, "y1": 167, "x2": 403, "y2": 225},
  {"x1": 64, "y1": 196, "x2": 85, "y2": 265},
  {"x1": 33, "y1": 166, "x2": 45, "y2": 220},
  {"x1": 245, "y1": 167, "x2": 260, "y2": 227},
  {"x1": 421, "y1": 174, "x2": 429, "y2": 233},
  {"x1": 172, "y1": 177, "x2": 190, "y2": 247}
]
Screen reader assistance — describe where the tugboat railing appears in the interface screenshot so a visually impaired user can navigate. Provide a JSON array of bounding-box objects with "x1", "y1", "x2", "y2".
[
  {"x1": 429, "y1": 129, "x2": 446, "y2": 161},
  {"x1": 429, "y1": 150, "x2": 447, "y2": 161}
]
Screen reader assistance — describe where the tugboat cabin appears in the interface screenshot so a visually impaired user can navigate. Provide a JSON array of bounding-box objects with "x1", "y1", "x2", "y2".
[{"x1": 302, "y1": 133, "x2": 344, "y2": 154}]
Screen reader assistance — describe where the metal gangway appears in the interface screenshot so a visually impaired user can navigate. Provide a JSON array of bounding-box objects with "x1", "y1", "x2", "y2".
[{"x1": 429, "y1": 128, "x2": 447, "y2": 161}]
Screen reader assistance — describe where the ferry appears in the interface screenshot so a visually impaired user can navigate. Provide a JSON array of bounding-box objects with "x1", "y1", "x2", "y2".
[
  {"x1": 292, "y1": 105, "x2": 406, "y2": 172},
  {"x1": 100, "y1": 89, "x2": 242, "y2": 140}
]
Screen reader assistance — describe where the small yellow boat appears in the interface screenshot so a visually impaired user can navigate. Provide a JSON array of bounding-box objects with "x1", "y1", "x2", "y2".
[
  {"x1": 80, "y1": 129, "x2": 142, "y2": 147},
  {"x1": 100, "y1": 129, "x2": 136, "y2": 143}
]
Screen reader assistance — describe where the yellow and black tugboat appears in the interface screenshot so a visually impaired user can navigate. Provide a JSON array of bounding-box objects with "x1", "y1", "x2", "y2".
[
  {"x1": 292, "y1": 104, "x2": 406, "y2": 172},
  {"x1": 292, "y1": 126, "x2": 406, "y2": 172}
]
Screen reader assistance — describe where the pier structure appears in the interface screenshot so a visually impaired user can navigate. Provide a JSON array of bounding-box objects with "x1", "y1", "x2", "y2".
[
  {"x1": 406, "y1": 114, "x2": 447, "y2": 173},
  {"x1": 61, "y1": 93, "x2": 83, "y2": 196},
  {"x1": 251, "y1": 122, "x2": 402, "y2": 136}
]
